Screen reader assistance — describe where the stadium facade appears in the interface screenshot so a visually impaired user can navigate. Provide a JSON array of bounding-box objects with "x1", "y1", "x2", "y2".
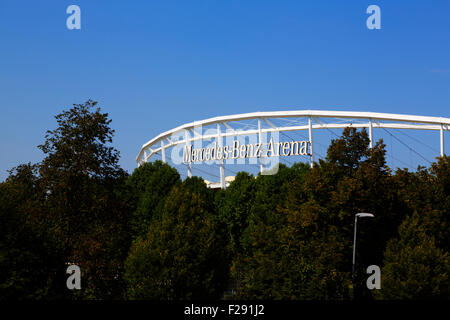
[{"x1": 137, "y1": 110, "x2": 450, "y2": 189}]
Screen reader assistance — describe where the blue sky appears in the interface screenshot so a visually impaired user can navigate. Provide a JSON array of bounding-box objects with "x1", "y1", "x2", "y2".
[{"x1": 0, "y1": 0, "x2": 449, "y2": 181}]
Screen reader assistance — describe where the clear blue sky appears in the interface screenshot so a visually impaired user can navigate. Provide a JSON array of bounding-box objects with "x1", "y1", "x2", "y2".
[{"x1": 0, "y1": 0, "x2": 449, "y2": 181}]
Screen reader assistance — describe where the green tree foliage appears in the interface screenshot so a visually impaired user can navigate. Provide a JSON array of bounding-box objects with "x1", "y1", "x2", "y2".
[
  {"x1": 0, "y1": 164, "x2": 65, "y2": 299},
  {"x1": 215, "y1": 171, "x2": 256, "y2": 255},
  {"x1": 234, "y1": 163, "x2": 312, "y2": 299},
  {"x1": 2, "y1": 102, "x2": 449, "y2": 300},
  {"x1": 233, "y1": 128, "x2": 407, "y2": 299},
  {"x1": 127, "y1": 161, "x2": 181, "y2": 239},
  {"x1": 428, "y1": 156, "x2": 450, "y2": 252},
  {"x1": 376, "y1": 211, "x2": 450, "y2": 299},
  {"x1": 301, "y1": 128, "x2": 402, "y2": 299},
  {"x1": 37, "y1": 100, "x2": 133, "y2": 299},
  {"x1": 124, "y1": 177, "x2": 230, "y2": 299},
  {"x1": 374, "y1": 156, "x2": 450, "y2": 299}
]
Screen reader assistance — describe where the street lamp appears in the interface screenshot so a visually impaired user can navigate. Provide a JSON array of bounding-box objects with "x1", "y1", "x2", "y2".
[{"x1": 352, "y1": 213, "x2": 375, "y2": 283}]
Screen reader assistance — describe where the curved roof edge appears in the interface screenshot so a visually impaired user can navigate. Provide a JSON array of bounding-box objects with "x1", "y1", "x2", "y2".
[{"x1": 137, "y1": 110, "x2": 450, "y2": 162}]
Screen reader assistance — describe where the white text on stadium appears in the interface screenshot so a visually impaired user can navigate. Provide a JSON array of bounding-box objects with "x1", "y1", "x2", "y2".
[{"x1": 183, "y1": 138, "x2": 311, "y2": 164}]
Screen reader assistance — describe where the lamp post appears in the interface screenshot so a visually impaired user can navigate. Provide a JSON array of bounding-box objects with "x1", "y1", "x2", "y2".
[{"x1": 352, "y1": 213, "x2": 374, "y2": 284}]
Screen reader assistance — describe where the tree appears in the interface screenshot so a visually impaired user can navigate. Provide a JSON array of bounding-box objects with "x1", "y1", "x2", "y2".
[
  {"x1": 215, "y1": 171, "x2": 256, "y2": 256},
  {"x1": 124, "y1": 177, "x2": 229, "y2": 299},
  {"x1": 0, "y1": 164, "x2": 65, "y2": 299},
  {"x1": 373, "y1": 156, "x2": 450, "y2": 299},
  {"x1": 127, "y1": 161, "x2": 181, "y2": 239},
  {"x1": 303, "y1": 128, "x2": 403, "y2": 299},
  {"x1": 234, "y1": 161, "x2": 351, "y2": 299},
  {"x1": 234, "y1": 128, "x2": 404, "y2": 300},
  {"x1": 375, "y1": 211, "x2": 450, "y2": 299},
  {"x1": 37, "y1": 100, "x2": 132, "y2": 299},
  {"x1": 39, "y1": 100, "x2": 124, "y2": 180},
  {"x1": 424, "y1": 156, "x2": 450, "y2": 252},
  {"x1": 234, "y1": 163, "x2": 311, "y2": 299},
  {"x1": 275, "y1": 185, "x2": 351, "y2": 300}
]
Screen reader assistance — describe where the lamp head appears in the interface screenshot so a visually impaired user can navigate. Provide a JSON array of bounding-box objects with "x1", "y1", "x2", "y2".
[{"x1": 356, "y1": 213, "x2": 374, "y2": 218}]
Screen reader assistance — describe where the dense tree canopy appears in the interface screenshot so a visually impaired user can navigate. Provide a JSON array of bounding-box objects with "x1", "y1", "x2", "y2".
[
  {"x1": 1, "y1": 101, "x2": 133, "y2": 299},
  {"x1": 1, "y1": 101, "x2": 448, "y2": 300},
  {"x1": 0, "y1": 164, "x2": 65, "y2": 299},
  {"x1": 124, "y1": 177, "x2": 229, "y2": 299},
  {"x1": 376, "y1": 211, "x2": 450, "y2": 299},
  {"x1": 127, "y1": 160, "x2": 181, "y2": 239},
  {"x1": 37, "y1": 101, "x2": 133, "y2": 299}
]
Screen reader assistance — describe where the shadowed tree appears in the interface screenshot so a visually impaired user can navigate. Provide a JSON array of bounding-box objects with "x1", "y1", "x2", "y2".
[
  {"x1": 127, "y1": 161, "x2": 181, "y2": 239},
  {"x1": 37, "y1": 100, "x2": 132, "y2": 299},
  {"x1": 124, "y1": 177, "x2": 229, "y2": 300},
  {"x1": 0, "y1": 164, "x2": 66, "y2": 300},
  {"x1": 216, "y1": 171, "x2": 256, "y2": 256},
  {"x1": 234, "y1": 163, "x2": 312, "y2": 299},
  {"x1": 234, "y1": 129, "x2": 404, "y2": 299},
  {"x1": 375, "y1": 211, "x2": 450, "y2": 299},
  {"x1": 374, "y1": 156, "x2": 450, "y2": 299}
]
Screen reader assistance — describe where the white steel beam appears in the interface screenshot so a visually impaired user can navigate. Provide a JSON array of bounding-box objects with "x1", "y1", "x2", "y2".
[
  {"x1": 264, "y1": 118, "x2": 277, "y2": 129},
  {"x1": 139, "y1": 111, "x2": 450, "y2": 152},
  {"x1": 161, "y1": 140, "x2": 166, "y2": 163},
  {"x1": 222, "y1": 122, "x2": 234, "y2": 130},
  {"x1": 217, "y1": 124, "x2": 225, "y2": 189},
  {"x1": 185, "y1": 130, "x2": 192, "y2": 177},
  {"x1": 308, "y1": 117, "x2": 314, "y2": 168},
  {"x1": 258, "y1": 119, "x2": 263, "y2": 173},
  {"x1": 137, "y1": 111, "x2": 450, "y2": 164},
  {"x1": 140, "y1": 122, "x2": 449, "y2": 160}
]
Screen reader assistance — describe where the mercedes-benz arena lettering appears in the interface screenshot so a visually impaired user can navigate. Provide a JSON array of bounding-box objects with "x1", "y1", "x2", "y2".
[
  {"x1": 137, "y1": 110, "x2": 449, "y2": 189},
  {"x1": 183, "y1": 139, "x2": 311, "y2": 164}
]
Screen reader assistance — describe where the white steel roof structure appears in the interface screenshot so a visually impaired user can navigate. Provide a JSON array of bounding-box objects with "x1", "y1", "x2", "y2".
[{"x1": 137, "y1": 110, "x2": 449, "y2": 188}]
